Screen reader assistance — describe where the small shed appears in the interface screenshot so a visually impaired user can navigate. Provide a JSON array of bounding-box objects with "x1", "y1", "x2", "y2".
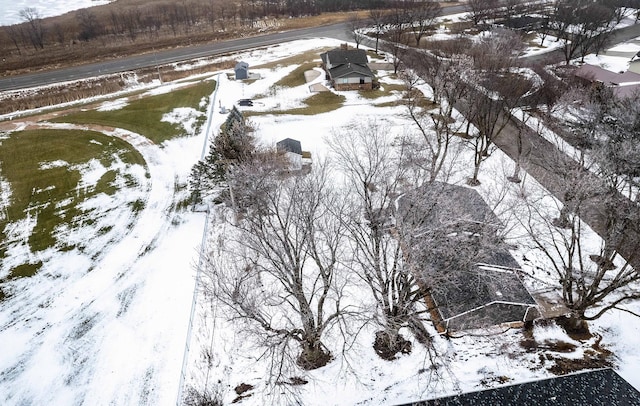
[
  {"x1": 276, "y1": 138, "x2": 302, "y2": 155},
  {"x1": 235, "y1": 61, "x2": 249, "y2": 80},
  {"x1": 277, "y1": 138, "x2": 303, "y2": 170}
]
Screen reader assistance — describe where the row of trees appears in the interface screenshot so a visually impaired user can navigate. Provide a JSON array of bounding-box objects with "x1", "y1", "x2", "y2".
[
  {"x1": 3, "y1": 0, "x2": 421, "y2": 55},
  {"x1": 466, "y1": 0, "x2": 640, "y2": 64}
]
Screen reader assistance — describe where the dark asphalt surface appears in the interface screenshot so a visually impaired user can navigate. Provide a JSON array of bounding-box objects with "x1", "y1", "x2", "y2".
[
  {"x1": 0, "y1": 3, "x2": 469, "y2": 92},
  {"x1": 0, "y1": 23, "x2": 352, "y2": 92}
]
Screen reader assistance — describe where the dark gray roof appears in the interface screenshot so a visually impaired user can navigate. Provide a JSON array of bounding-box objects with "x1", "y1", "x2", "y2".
[
  {"x1": 398, "y1": 182, "x2": 535, "y2": 330},
  {"x1": 431, "y1": 265, "x2": 537, "y2": 321},
  {"x1": 329, "y1": 62, "x2": 374, "y2": 79},
  {"x1": 403, "y1": 368, "x2": 640, "y2": 406},
  {"x1": 398, "y1": 182, "x2": 502, "y2": 233},
  {"x1": 235, "y1": 61, "x2": 249, "y2": 70},
  {"x1": 321, "y1": 48, "x2": 369, "y2": 66},
  {"x1": 276, "y1": 138, "x2": 302, "y2": 155}
]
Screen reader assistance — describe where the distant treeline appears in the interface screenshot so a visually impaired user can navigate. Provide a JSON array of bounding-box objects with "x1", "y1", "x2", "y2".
[{"x1": 1, "y1": 0, "x2": 413, "y2": 54}]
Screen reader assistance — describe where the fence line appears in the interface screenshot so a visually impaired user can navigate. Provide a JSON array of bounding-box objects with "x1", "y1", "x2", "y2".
[{"x1": 176, "y1": 72, "x2": 221, "y2": 406}]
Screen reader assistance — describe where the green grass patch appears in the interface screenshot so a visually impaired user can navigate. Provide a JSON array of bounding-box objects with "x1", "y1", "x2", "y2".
[
  {"x1": 0, "y1": 129, "x2": 147, "y2": 279},
  {"x1": 7, "y1": 262, "x2": 43, "y2": 279},
  {"x1": 250, "y1": 92, "x2": 346, "y2": 116},
  {"x1": 274, "y1": 62, "x2": 318, "y2": 88},
  {"x1": 52, "y1": 80, "x2": 215, "y2": 144}
]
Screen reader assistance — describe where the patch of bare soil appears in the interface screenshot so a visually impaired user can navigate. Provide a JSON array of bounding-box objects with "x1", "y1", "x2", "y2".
[
  {"x1": 373, "y1": 330, "x2": 412, "y2": 361},
  {"x1": 520, "y1": 319, "x2": 613, "y2": 376},
  {"x1": 232, "y1": 383, "x2": 253, "y2": 403}
]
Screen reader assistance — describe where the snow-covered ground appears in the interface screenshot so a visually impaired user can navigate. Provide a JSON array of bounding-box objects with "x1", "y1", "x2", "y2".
[
  {"x1": 0, "y1": 82, "x2": 212, "y2": 404},
  {"x1": 0, "y1": 0, "x2": 113, "y2": 26},
  {"x1": 1, "y1": 34, "x2": 640, "y2": 406},
  {"x1": 179, "y1": 39, "x2": 640, "y2": 405}
]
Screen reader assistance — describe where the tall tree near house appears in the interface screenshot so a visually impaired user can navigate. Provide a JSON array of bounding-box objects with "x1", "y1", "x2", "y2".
[
  {"x1": 592, "y1": 96, "x2": 640, "y2": 203},
  {"x1": 552, "y1": 0, "x2": 617, "y2": 64},
  {"x1": 514, "y1": 159, "x2": 640, "y2": 333},
  {"x1": 575, "y1": 2, "x2": 616, "y2": 60},
  {"x1": 206, "y1": 161, "x2": 349, "y2": 373},
  {"x1": 402, "y1": 50, "x2": 473, "y2": 184},
  {"x1": 346, "y1": 12, "x2": 365, "y2": 49},
  {"x1": 188, "y1": 107, "x2": 255, "y2": 205},
  {"x1": 464, "y1": 29, "x2": 529, "y2": 186},
  {"x1": 508, "y1": 68, "x2": 563, "y2": 184},
  {"x1": 383, "y1": 4, "x2": 413, "y2": 74},
  {"x1": 327, "y1": 123, "x2": 434, "y2": 360},
  {"x1": 369, "y1": 9, "x2": 386, "y2": 53},
  {"x1": 557, "y1": 86, "x2": 640, "y2": 203},
  {"x1": 19, "y1": 7, "x2": 45, "y2": 50}
]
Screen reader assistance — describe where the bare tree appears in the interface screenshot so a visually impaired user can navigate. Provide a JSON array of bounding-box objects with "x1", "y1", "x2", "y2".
[
  {"x1": 466, "y1": 0, "x2": 500, "y2": 26},
  {"x1": 4, "y1": 25, "x2": 23, "y2": 55},
  {"x1": 552, "y1": 0, "x2": 616, "y2": 64},
  {"x1": 76, "y1": 9, "x2": 102, "y2": 42},
  {"x1": 403, "y1": 50, "x2": 473, "y2": 183},
  {"x1": 407, "y1": 0, "x2": 441, "y2": 47},
  {"x1": 346, "y1": 12, "x2": 365, "y2": 49},
  {"x1": 369, "y1": 9, "x2": 386, "y2": 54},
  {"x1": 206, "y1": 159, "x2": 350, "y2": 372},
  {"x1": 327, "y1": 122, "x2": 434, "y2": 360},
  {"x1": 464, "y1": 29, "x2": 529, "y2": 185},
  {"x1": 514, "y1": 161, "x2": 640, "y2": 332},
  {"x1": 19, "y1": 7, "x2": 45, "y2": 50}
]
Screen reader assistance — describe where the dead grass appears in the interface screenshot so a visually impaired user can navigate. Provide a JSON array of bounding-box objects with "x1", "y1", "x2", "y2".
[
  {"x1": 1, "y1": 61, "x2": 230, "y2": 118},
  {"x1": 253, "y1": 48, "x2": 329, "y2": 70},
  {"x1": 250, "y1": 91, "x2": 345, "y2": 117},
  {"x1": 358, "y1": 83, "x2": 406, "y2": 100},
  {"x1": 274, "y1": 62, "x2": 319, "y2": 88}
]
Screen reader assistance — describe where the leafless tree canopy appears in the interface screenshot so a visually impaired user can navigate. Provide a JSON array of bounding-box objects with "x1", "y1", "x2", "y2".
[{"x1": 206, "y1": 160, "x2": 350, "y2": 372}]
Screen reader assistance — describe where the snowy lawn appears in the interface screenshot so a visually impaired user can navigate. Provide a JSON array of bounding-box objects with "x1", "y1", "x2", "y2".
[
  {"x1": 181, "y1": 38, "x2": 640, "y2": 405},
  {"x1": 0, "y1": 79, "x2": 216, "y2": 404},
  {"x1": 1, "y1": 35, "x2": 639, "y2": 406}
]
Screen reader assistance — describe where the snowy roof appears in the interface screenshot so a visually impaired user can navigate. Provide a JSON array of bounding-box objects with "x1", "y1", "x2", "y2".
[
  {"x1": 415, "y1": 368, "x2": 640, "y2": 405},
  {"x1": 574, "y1": 64, "x2": 640, "y2": 98},
  {"x1": 235, "y1": 61, "x2": 249, "y2": 70},
  {"x1": 320, "y1": 48, "x2": 374, "y2": 79},
  {"x1": 574, "y1": 64, "x2": 640, "y2": 84}
]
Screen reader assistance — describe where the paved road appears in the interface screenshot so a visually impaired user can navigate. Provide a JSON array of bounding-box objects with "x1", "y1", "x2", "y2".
[
  {"x1": 0, "y1": 3, "x2": 470, "y2": 92},
  {"x1": 0, "y1": 23, "x2": 352, "y2": 92},
  {"x1": 527, "y1": 22, "x2": 640, "y2": 65}
]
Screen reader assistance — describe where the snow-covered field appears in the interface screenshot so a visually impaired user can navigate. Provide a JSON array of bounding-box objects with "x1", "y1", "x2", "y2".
[
  {"x1": 1, "y1": 32, "x2": 640, "y2": 406},
  {"x1": 179, "y1": 39, "x2": 640, "y2": 405},
  {"x1": 0, "y1": 0, "x2": 113, "y2": 26}
]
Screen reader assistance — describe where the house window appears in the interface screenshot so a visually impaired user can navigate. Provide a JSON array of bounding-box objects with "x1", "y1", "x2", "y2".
[{"x1": 360, "y1": 77, "x2": 365, "y2": 84}]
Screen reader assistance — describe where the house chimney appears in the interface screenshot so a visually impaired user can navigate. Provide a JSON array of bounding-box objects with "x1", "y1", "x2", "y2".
[{"x1": 341, "y1": 43, "x2": 348, "y2": 50}]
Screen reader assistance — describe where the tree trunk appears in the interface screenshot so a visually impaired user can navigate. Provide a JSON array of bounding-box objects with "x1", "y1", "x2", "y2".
[{"x1": 297, "y1": 338, "x2": 331, "y2": 370}]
